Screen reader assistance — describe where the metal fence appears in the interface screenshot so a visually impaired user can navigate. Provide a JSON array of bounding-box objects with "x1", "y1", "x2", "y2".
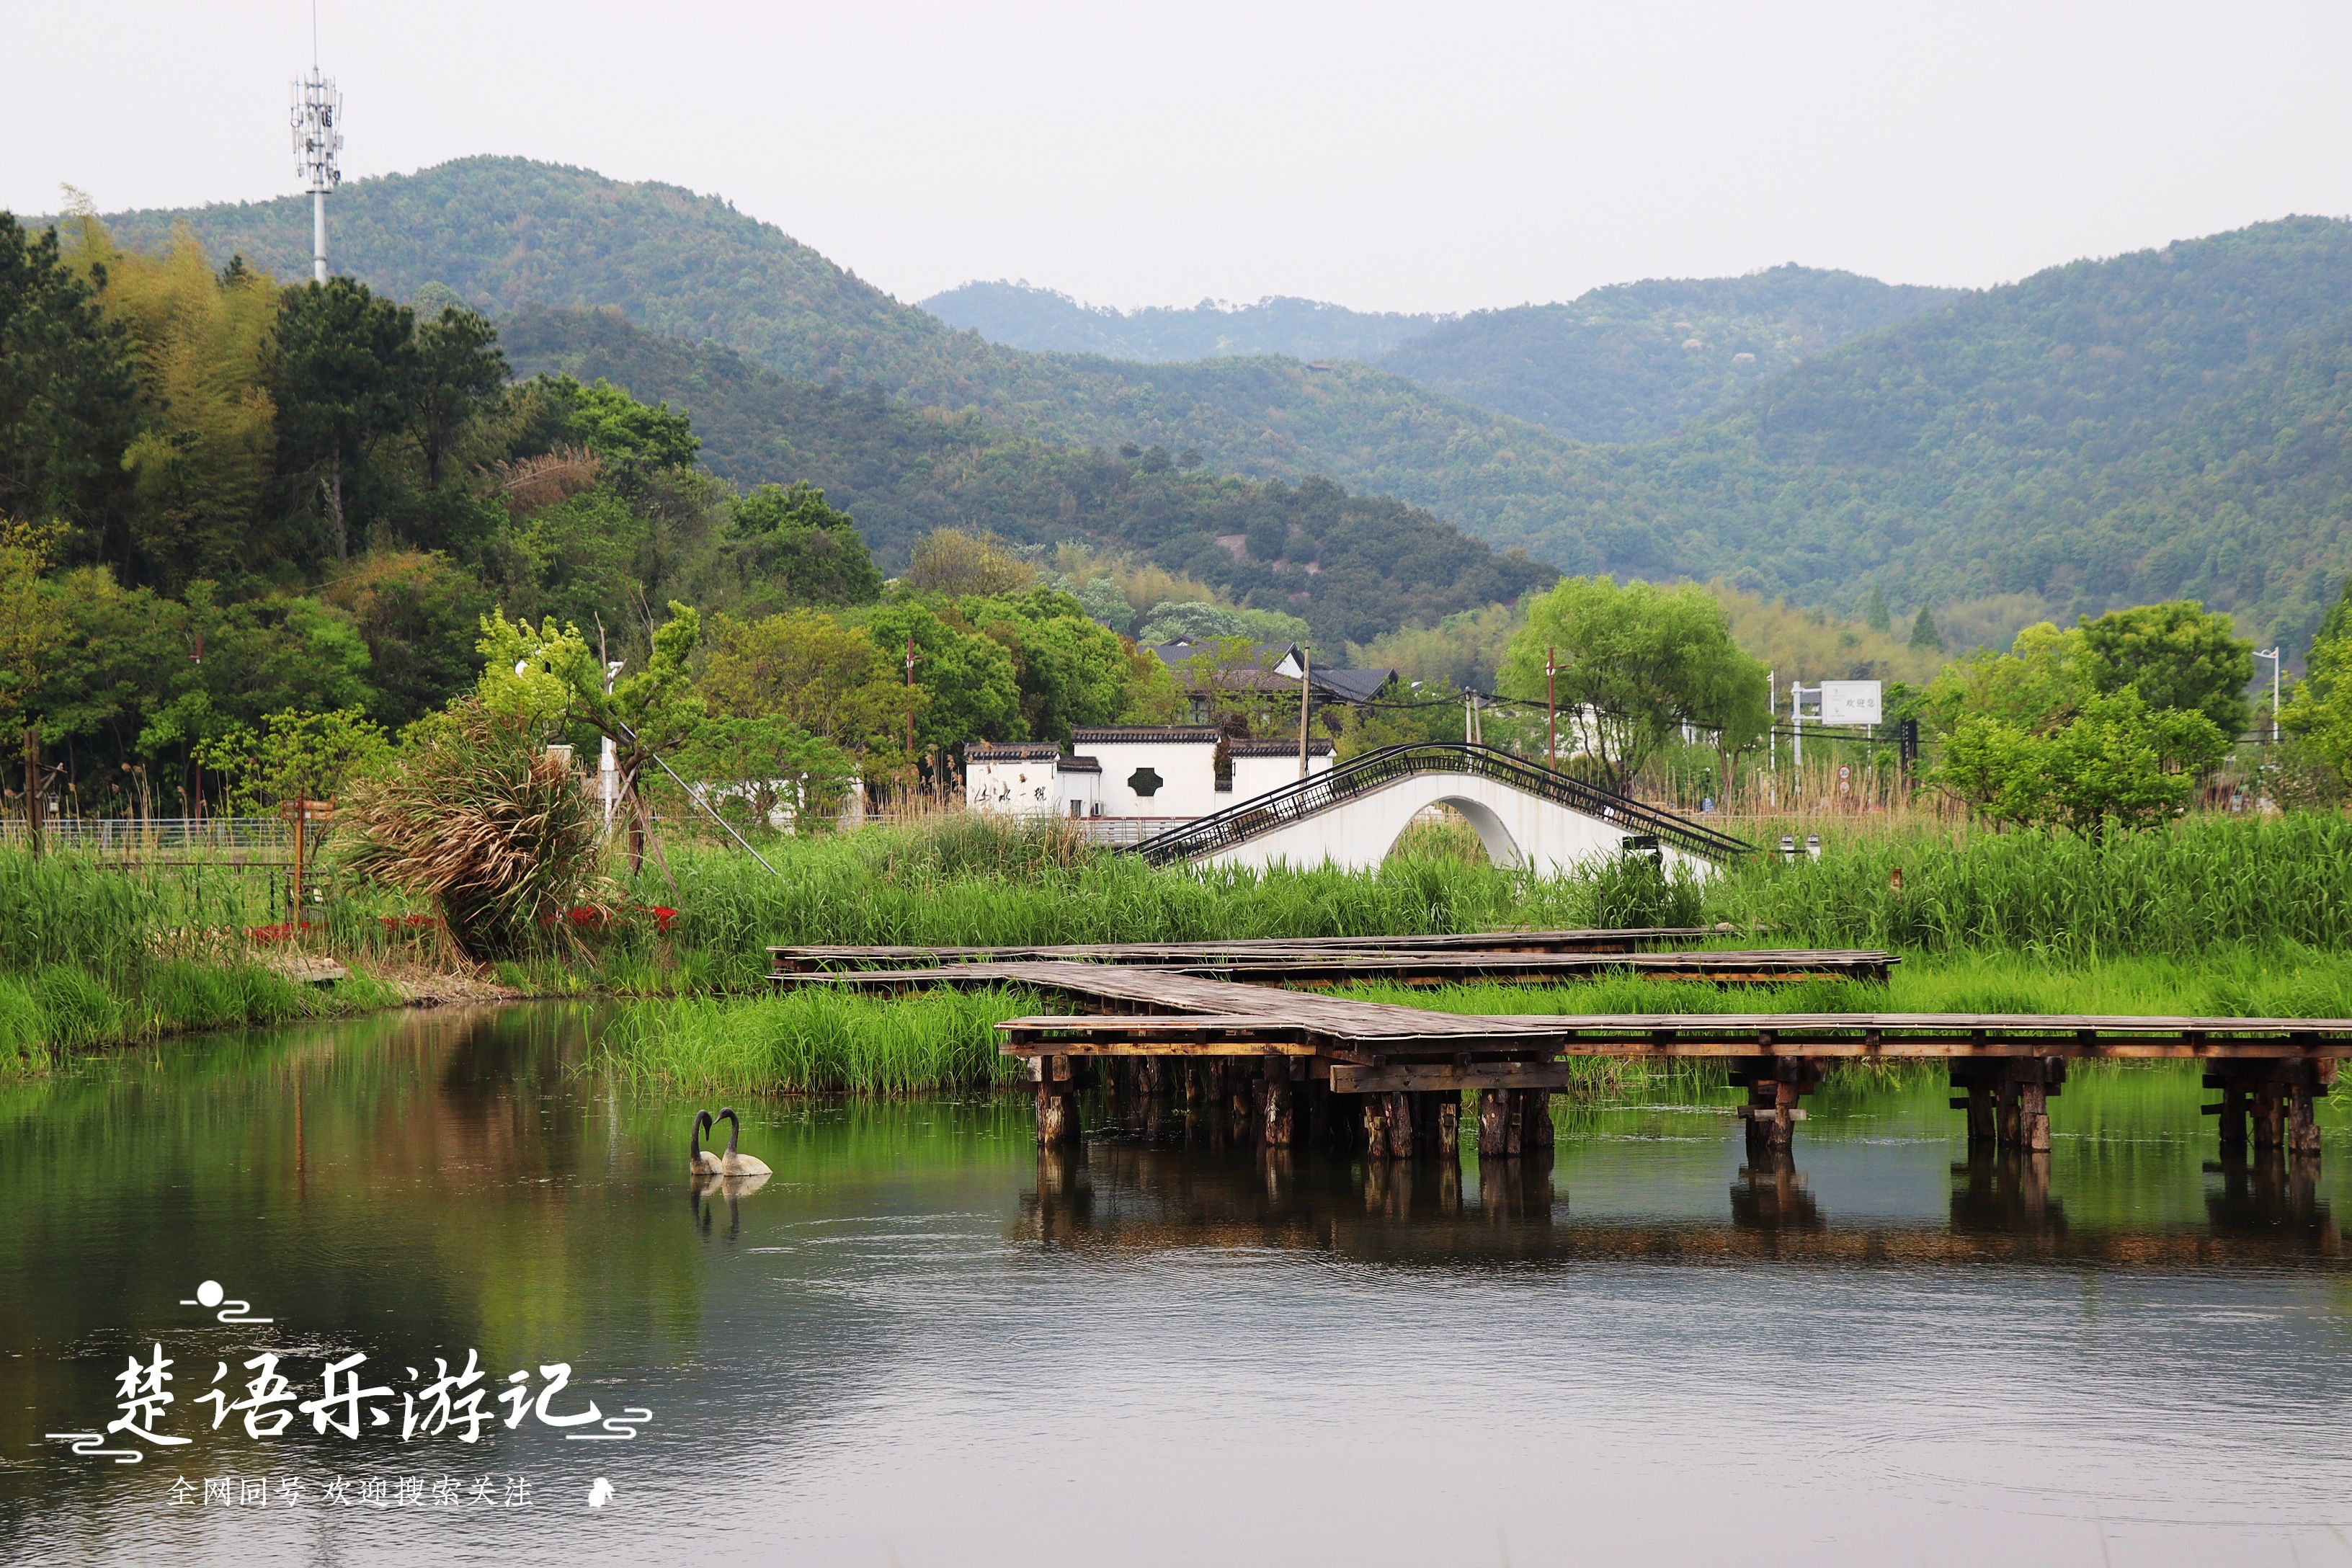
[{"x1": 0, "y1": 817, "x2": 302, "y2": 855}]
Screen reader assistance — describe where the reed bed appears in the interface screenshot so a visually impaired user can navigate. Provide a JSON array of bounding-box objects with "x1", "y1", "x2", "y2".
[
  {"x1": 1341, "y1": 945, "x2": 2352, "y2": 1025},
  {"x1": 634, "y1": 816, "x2": 1705, "y2": 990},
  {"x1": 596, "y1": 984, "x2": 1041, "y2": 1096},
  {"x1": 1707, "y1": 813, "x2": 2352, "y2": 958},
  {"x1": 0, "y1": 849, "x2": 409, "y2": 1069}
]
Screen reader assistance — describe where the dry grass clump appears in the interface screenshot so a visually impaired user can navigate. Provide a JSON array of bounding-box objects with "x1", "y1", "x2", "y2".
[{"x1": 342, "y1": 700, "x2": 609, "y2": 958}]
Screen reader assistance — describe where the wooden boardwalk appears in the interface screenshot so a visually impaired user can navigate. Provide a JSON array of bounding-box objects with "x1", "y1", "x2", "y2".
[
  {"x1": 765, "y1": 939, "x2": 2342, "y2": 1166},
  {"x1": 775, "y1": 948, "x2": 1896, "y2": 989},
  {"x1": 767, "y1": 927, "x2": 1737, "y2": 972}
]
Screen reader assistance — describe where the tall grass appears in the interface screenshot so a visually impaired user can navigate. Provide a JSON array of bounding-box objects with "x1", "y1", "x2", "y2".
[
  {"x1": 628, "y1": 815, "x2": 1705, "y2": 990},
  {"x1": 0, "y1": 849, "x2": 408, "y2": 1071},
  {"x1": 1708, "y1": 812, "x2": 2352, "y2": 958},
  {"x1": 597, "y1": 984, "x2": 1040, "y2": 1095},
  {"x1": 1340, "y1": 943, "x2": 2352, "y2": 1020}
]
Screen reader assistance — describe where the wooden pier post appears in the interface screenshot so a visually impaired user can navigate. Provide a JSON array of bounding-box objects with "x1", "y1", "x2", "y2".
[
  {"x1": 2289, "y1": 1083, "x2": 2322, "y2": 1159},
  {"x1": 1734, "y1": 1060, "x2": 1819, "y2": 1154},
  {"x1": 1995, "y1": 1078, "x2": 2021, "y2": 1148},
  {"x1": 2211, "y1": 1079, "x2": 2250, "y2": 1157},
  {"x1": 2253, "y1": 1082, "x2": 2284, "y2": 1157},
  {"x1": 1035, "y1": 1053, "x2": 1081, "y2": 1146},
  {"x1": 2206, "y1": 1061, "x2": 2326, "y2": 1167},
  {"x1": 2018, "y1": 1077, "x2": 2052, "y2": 1154},
  {"x1": 1475, "y1": 1088, "x2": 1550, "y2": 1157},
  {"x1": 1258, "y1": 1059, "x2": 1296, "y2": 1148}
]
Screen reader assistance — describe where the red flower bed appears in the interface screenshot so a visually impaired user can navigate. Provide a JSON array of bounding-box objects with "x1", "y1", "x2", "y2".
[{"x1": 538, "y1": 905, "x2": 677, "y2": 934}]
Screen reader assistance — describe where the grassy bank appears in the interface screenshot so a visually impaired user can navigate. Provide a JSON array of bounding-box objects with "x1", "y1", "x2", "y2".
[
  {"x1": 12, "y1": 808, "x2": 2352, "y2": 1076},
  {"x1": 0, "y1": 850, "x2": 409, "y2": 1070}
]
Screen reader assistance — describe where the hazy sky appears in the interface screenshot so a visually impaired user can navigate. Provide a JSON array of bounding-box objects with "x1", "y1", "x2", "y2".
[{"x1": 12, "y1": 1, "x2": 2352, "y2": 313}]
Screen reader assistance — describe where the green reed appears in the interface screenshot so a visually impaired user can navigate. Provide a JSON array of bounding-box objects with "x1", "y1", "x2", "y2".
[
  {"x1": 596, "y1": 984, "x2": 1043, "y2": 1096},
  {"x1": 1707, "y1": 812, "x2": 2352, "y2": 958}
]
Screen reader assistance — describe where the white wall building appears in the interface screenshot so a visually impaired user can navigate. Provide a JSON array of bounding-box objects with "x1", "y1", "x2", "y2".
[
  {"x1": 1229, "y1": 737, "x2": 1335, "y2": 800},
  {"x1": 965, "y1": 729, "x2": 1335, "y2": 824},
  {"x1": 964, "y1": 743, "x2": 1061, "y2": 816},
  {"x1": 1071, "y1": 726, "x2": 1224, "y2": 820}
]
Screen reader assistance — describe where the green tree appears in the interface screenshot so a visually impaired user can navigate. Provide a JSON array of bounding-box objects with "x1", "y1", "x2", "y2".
[
  {"x1": 321, "y1": 551, "x2": 491, "y2": 729},
  {"x1": 558, "y1": 376, "x2": 699, "y2": 473},
  {"x1": 904, "y1": 527, "x2": 1037, "y2": 597},
  {"x1": 718, "y1": 481, "x2": 883, "y2": 609},
  {"x1": 477, "y1": 602, "x2": 705, "y2": 871},
  {"x1": 2281, "y1": 579, "x2": 2352, "y2": 780},
  {"x1": 2077, "y1": 599, "x2": 2253, "y2": 736},
  {"x1": 1934, "y1": 688, "x2": 2226, "y2": 835},
  {"x1": 1917, "y1": 622, "x2": 2090, "y2": 735},
  {"x1": 669, "y1": 714, "x2": 855, "y2": 829},
  {"x1": 0, "y1": 215, "x2": 138, "y2": 551},
  {"x1": 959, "y1": 588, "x2": 1135, "y2": 739},
  {"x1": 403, "y1": 305, "x2": 507, "y2": 490},
  {"x1": 84, "y1": 223, "x2": 280, "y2": 591},
  {"x1": 1136, "y1": 599, "x2": 1311, "y2": 648},
  {"x1": 194, "y1": 706, "x2": 392, "y2": 813},
  {"x1": 1909, "y1": 606, "x2": 1943, "y2": 652},
  {"x1": 858, "y1": 599, "x2": 1023, "y2": 753},
  {"x1": 1499, "y1": 576, "x2": 1767, "y2": 793},
  {"x1": 1864, "y1": 585, "x2": 1891, "y2": 633},
  {"x1": 700, "y1": 608, "x2": 917, "y2": 758},
  {"x1": 270, "y1": 278, "x2": 415, "y2": 564}
]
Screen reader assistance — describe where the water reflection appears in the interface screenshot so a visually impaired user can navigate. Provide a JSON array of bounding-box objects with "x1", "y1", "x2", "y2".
[
  {"x1": 10, "y1": 1005, "x2": 2352, "y2": 1566},
  {"x1": 1025, "y1": 1110, "x2": 2344, "y2": 1270}
]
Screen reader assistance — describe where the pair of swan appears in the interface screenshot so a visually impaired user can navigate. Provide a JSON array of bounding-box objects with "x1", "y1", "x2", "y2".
[{"x1": 688, "y1": 1108, "x2": 772, "y2": 1178}]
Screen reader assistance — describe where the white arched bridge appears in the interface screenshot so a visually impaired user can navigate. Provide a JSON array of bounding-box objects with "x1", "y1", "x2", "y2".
[{"x1": 1131, "y1": 743, "x2": 1752, "y2": 878}]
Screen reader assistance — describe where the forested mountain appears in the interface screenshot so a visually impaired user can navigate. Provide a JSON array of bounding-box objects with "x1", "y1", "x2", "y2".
[
  {"x1": 919, "y1": 282, "x2": 1438, "y2": 363},
  {"x1": 88, "y1": 157, "x2": 1604, "y2": 561},
  {"x1": 496, "y1": 307, "x2": 1552, "y2": 646},
  {"x1": 1376, "y1": 267, "x2": 1960, "y2": 442},
  {"x1": 930, "y1": 269, "x2": 1958, "y2": 445},
  {"x1": 1545, "y1": 217, "x2": 2352, "y2": 646},
  {"x1": 91, "y1": 159, "x2": 2352, "y2": 647}
]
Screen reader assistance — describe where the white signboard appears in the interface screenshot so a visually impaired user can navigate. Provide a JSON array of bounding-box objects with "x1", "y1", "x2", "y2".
[{"x1": 1819, "y1": 680, "x2": 1883, "y2": 726}]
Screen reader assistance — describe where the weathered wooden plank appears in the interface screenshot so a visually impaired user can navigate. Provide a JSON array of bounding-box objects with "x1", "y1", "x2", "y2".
[
  {"x1": 766, "y1": 927, "x2": 1731, "y2": 970},
  {"x1": 1330, "y1": 1062, "x2": 1577, "y2": 1093}
]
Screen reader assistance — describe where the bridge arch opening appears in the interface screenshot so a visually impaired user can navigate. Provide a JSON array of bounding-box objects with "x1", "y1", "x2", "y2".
[{"x1": 1386, "y1": 795, "x2": 1523, "y2": 870}]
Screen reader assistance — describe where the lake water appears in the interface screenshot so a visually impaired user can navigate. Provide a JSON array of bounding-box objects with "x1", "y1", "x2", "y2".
[{"x1": 4, "y1": 1002, "x2": 2350, "y2": 1566}]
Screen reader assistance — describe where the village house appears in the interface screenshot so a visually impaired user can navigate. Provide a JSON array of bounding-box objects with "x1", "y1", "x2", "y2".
[{"x1": 966, "y1": 726, "x2": 1336, "y2": 828}]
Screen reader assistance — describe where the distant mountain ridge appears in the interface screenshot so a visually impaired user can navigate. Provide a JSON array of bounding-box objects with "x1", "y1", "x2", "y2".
[
  {"x1": 928, "y1": 268, "x2": 1963, "y2": 445},
  {"x1": 76, "y1": 159, "x2": 2352, "y2": 646},
  {"x1": 920, "y1": 282, "x2": 1437, "y2": 363},
  {"x1": 1378, "y1": 268, "x2": 1963, "y2": 442}
]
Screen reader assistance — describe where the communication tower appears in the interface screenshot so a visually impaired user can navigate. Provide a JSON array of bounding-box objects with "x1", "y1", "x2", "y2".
[{"x1": 290, "y1": 51, "x2": 343, "y2": 284}]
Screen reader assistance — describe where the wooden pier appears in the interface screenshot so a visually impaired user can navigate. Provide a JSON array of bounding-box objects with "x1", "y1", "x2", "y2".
[
  {"x1": 767, "y1": 927, "x2": 1744, "y2": 971},
  {"x1": 765, "y1": 938, "x2": 2345, "y2": 1167}
]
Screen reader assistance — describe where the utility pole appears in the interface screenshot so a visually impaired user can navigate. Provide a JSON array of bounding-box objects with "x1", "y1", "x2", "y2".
[
  {"x1": 1297, "y1": 646, "x2": 1311, "y2": 780},
  {"x1": 1546, "y1": 646, "x2": 1557, "y2": 770},
  {"x1": 2256, "y1": 646, "x2": 2284, "y2": 741},
  {"x1": 1791, "y1": 677, "x2": 1804, "y2": 794},
  {"x1": 22, "y1": 729, "x2": 44, "y2": 859},
  {"x1": 904, "y1": 634, "x2": 922, "y2": 810}
]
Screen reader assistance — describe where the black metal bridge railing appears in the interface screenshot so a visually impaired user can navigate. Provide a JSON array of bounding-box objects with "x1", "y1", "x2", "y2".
[{"x1": 1130, "y1": 743, "x2": 1756, "y2": 868}]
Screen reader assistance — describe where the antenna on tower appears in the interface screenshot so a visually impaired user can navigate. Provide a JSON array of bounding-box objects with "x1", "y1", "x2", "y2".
[{"x1": 290, "y1": 7, "x2": 342, "y2": 286}]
